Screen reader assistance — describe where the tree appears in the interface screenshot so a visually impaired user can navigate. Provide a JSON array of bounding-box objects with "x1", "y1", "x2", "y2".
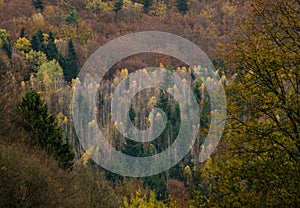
[
  {"x1": 113, "y1": 0, "x2": 123, "y2": 18},
  {"x1": 20, "y1": 26, "x2": 26, "y2": 38},
  {"x1": 45, "y1": 32, "x2": 58, "y2": 61},
  {"x1": 122, "y1": 104, "x2": 145, "y2": 157},
  {"x1": 36, "y1": 60, "x2": 64, "y2": 91},
  {"x1": 65, "y1": 10, "x2": 78, "y2": 24},
  {"x1": 19, "y1": 90, "x2": 75, "y2": 170},
  {"x1": 176, "y1": 0, "x2": 188, "y2": 15},
  {"x1": 15, "y1": 37, "x2": 31, "y2": 53},
  {"x1": 59, "y1": 39, "x2": 79, "y2": 83},
  {"x1": 123, "y1": 190, "x2": 166, "y2": 207},
  {"x1": 0, "y1": 29, "x2": 12, "y2": 58},
  {"x1": 24, "y1": 50, "x2": 48, "y2": 76},
  {"x1": 143, "y1": 0, "x2": 152, "y2": 14},
  {"x1": 195, "y1": 0, "x2": 300, "y2": 206},
  {"x1": 31, "y1": 29, "x2": 44, "y2": 52},
  {"x1": 32, "y1": 0, "x2": 44, "y2": 11}
]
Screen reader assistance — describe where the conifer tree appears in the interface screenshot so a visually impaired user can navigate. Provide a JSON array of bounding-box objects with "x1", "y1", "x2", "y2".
[
  {"x1": 59, "y1": 39, "x2": 79, "y2": 83},
  {"x1": 65, "y1": 10, "x2": 78, "y2": 23},
  {"x1": 143, "y1": 0, "x2": 152, "y2": 14},
  {"x1": 2, "y1": 37, "x2": 12, "y2": 58},
  {"x1": 20, "y1": 27, "x2": 26, "y2": 38},
  {"x1": 31, "y1": 29, "x2": 44, "y2": 52},
  {"x1": 122, "y1": 104, "x2": 144, "y2": 157},
  {"x1": 113, "y1": 0, "x2": 123, "y2": 16},
  {"x1": 45, "y1": 32, "x2": 58, "y2": 61},
  {"x1": 19, "y1": 90, "x2": 75, "y2": 170},
  {"x1": 32, "y1": 0, "x2": 44, "y2": 11},
  {"x1": 0, "y1": 29, "x2": 12, "y2": 58},
  {"x1": 176, "y1": 0, "x2": 188, "y2": 15}
]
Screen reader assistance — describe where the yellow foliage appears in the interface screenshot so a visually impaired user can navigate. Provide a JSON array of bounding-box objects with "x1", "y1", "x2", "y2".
[
  {"x1": 147, "y1": 96, "x2": 156, "y2": 107},
  {"x1": 88, "y1": 120, "x2": 97, "y2": 127},
  {"x1": 15, "y1": 37, "x2": 31, "y2": 53},
  {"x1": 150, "y1": 0, "x2": 167, "y2": 18},
  {"x1": 80, "y1": 147, "x2": 95, "y2": 165},
  {"x1": 113, "y1": 77, "x2": 119, "y2": 86},
  {"x1": 123, "y1": 190, "x2": 166, "y2": 208},
  {"x1": 120, "y1": 68, "x2": 129, "y2": 78}
]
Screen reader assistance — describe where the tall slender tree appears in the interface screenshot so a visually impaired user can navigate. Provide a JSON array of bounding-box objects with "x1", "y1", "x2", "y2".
[
  {"x1": 59, "y1": 39, "x2": 79, "y2": 83},
  {"x1": 45, "y1": 32, "x2": 58, "y2": 61}
]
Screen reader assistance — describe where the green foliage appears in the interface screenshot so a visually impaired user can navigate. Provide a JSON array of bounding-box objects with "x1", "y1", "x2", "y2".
[
  {"x1": 32, "y1": 0, "x2": 44, "y2": 11},
  {"x1": 37, "y1": 60, "x2": 64, "y2": 90},
  {"x1": 193, "y1": 0, "x2": 300, "y2": 207},
  {"x1": 65, "y1": 10, "x2": 78, "y2": 23},
  {"x1": 143, "y1": 0, "x2": 152, "y2": 14},
  {"x1": 113, "y1": 0, "x2": 123, "y2": 14},
  {"x1": 44, "y1": 32, "x2": 58, "y2": 60},
  {"x1": 31, "y1": 29, "x2": 44, "y2": 52},
  {"x1": 59, "y1": 39, "x2": 79, "y2": 83},
  {"x1": 144, "y1": 173, "x2": 168, "y2": 201},
  {"x1": 20, "y1": 26, "x2": 26, "y2": 38},
  {"x1": 176, "y1": 0, "x2": 188, "y2": 15},
  {"x1": 19, "y1": 90, "x2": 75, "y2": 170},
  {"x1": 123, "y1": 190, "x2": 166, "y2": 208},
  {"x1": 24, "y1": 50, "x2": 48, "y2": 76},
  {"x1": 122, "y1": 104, "x2": 145, "y2": 157},
  {"x1": 0, "y1": 29, "x2": 12, "y2": 58}
]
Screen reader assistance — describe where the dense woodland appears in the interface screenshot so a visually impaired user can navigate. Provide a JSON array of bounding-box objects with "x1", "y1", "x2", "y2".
[{"x1": 0, "y1": 0, "x2": 299, "y2": 207}]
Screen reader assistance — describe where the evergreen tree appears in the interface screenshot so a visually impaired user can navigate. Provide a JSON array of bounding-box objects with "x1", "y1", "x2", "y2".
[
  {"x1": 144, "y1": 173, "x2": 168, "y2": 200},
  {"x1": 113, "y1": 0, "x2": 123, "y2": 16},
  {"x1": 2, "y1": 36, "x2": 12, "y2": 58},
  {"x1": 122, "y1": 104, "x2": 144, "y2": 157},
  {"x1": 32, "y1": 0, "x2": 44, "y2": 11},
  {"x1": 143, "y1": 0, "x2": 152, "y2": 14},
  {"x1": 19, "y1": 90, "x2": 75, "y2": 170},
  {"x1": 31, "y1": 29, "x2": 44, "y2": 52},
  {"x1": 45, "y1": 32, "x2": 58, "y2": 60},
  {"x1": 176, "y1": 0, "x2": 188, "y2": 15},
  {"x1": 59, "y1": 39, "x2": 79, "y2": 83},
  {"x1": 154, "y1": 90, "x2": 172, "y2": 152},
  {"x1": 0, "y1": 29, "x2": 12, "y2": 58},
  {"x1": 20, "y1": 27, "x2": 26, "y2": 38},
  {"x1": 68, "y1": 39, "x2": 77, "y2": 62},
  {"x1": 65, "y1": 10, "x2": 78, "y2": 24}
]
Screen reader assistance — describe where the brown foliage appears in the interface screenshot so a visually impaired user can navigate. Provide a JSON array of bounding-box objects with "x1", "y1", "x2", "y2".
[{"x1": 167, "y1": 179, "x2": 190, "y2": 202}]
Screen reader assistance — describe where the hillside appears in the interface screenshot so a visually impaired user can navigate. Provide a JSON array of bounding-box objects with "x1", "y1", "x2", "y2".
[{"x1": 0, "y1": 0, "x2": 299, "y2": 207}]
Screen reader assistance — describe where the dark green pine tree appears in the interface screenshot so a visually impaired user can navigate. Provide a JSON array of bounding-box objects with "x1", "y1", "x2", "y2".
[
  {"x1": 31, "y1": 29, "x2": 44, "y2": 51},
  {"x1": 143, "y1": 0, "x2": 152, "y2": 14},
  {"x1": 45, "y1": 32, "x2": 58, "y2": 60},
  {"x1": 113, "y1": 0, "x2": 123, "y2": 16},
  {"x1": 65, "y1": 10, "x2": 78, "y2": 24},
  {"x1": 143, "y1": 172, "x2": 168, "y2": 200},
  {"x1": 32, "y1": 0, "x2": 44, "y2": 11},
  {"x1": 20, "y1": 27, "x2": 26, "y2": 38},
  {"x1": 154, "y1": 90, "x2": 172, "y2": 152},
  {"x1": 176, "y1": 0, "x2": 188, "y2": 15},
  {"x1": 122, "y1": 104, "x2": 144, "y2": 157},
  {"x1": 59, "y1": 39, "x2": 79, "y2": 83},
  {"x1": 2, "y1": 36, "x2": 12, "y2": 58},
  {"x1": 19, "y1": 90, "x2": 75, "y2": 170}
]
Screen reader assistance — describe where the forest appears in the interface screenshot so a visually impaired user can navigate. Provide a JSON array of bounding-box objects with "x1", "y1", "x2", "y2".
[{"x1": 0, "y1": 0, "x2": 299, "y2": 207}]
